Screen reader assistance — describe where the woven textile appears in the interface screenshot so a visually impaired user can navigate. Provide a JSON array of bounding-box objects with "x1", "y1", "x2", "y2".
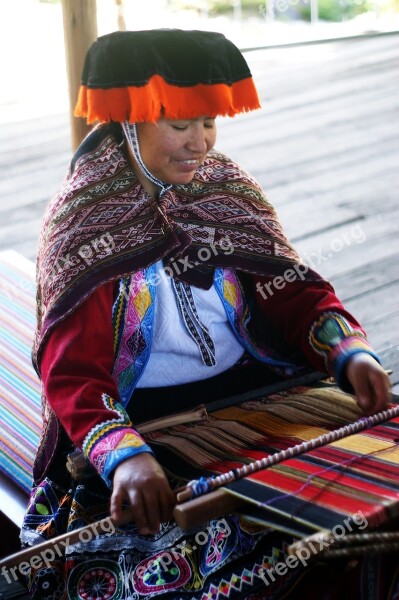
[
  {"x1": 33, "y1": 123, "x2": 323, "y2": 370},
  {"x1": 145, "y1": 382, "x2": 399, "y2": 537},
  {"x1": 0, "y1": 251, "x2": 41, "y2": 493}
]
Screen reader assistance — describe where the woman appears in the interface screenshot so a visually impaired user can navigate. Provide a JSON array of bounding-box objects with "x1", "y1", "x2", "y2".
[{"x1": 22, "y1": 29, "x2": 392, "y2": 599}]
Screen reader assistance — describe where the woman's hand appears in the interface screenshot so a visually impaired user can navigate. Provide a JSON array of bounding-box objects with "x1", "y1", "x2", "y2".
[
  {"x1": 111, "y1": 452, "x2": 175, "y2": 535},
  {"x1": 346, "y1": 353, "x2": 391, "y2": 415}
]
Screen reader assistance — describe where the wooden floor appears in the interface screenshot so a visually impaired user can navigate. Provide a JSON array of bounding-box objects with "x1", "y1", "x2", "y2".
[
  {"x1": 220, "y1": 32, "x2": 399, "y2": 391},
  {"x1": 0, "y1": 31, "x2": 398, "y2": 599}
]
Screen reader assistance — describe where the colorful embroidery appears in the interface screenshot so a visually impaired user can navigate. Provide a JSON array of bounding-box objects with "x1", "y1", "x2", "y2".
[
  {"x1": 200, "y1": 518, "x2": 236, "y2": 576},
  {"x1": 309, "y1": 312, "x2": 377, "y2": 386},
  {"x1": 23, "y1": 479, "x2": 72, "y2": 544},
  {"x1": 111, "y1": 267, "x2": 303, "y2": 404},
  {"x1": 133, "y1": 551, "x2": 192, "y2": 595},
  {"x1": 111, "y1": 267, "x2": 301, "y2": 401},
  {"x1": 29, "y1": 563, "x2": 65, "y2": 600},
  {"x1": 82, "y1": 394, "x2": 152, "y2": 484},
  {"x1": 112, "y1": 267, "x2": 157, "y2": 406},
  {"x1": 82, "y1": 394, "x2": 132, "y2": 457},
  {"x1": 67, "y1": 560, "x2": 123, "y2": 600},
  {"x1": 199, "y1": 542, "x2": 296, "y2": 600},
  {"x1": 112, "y1": 276, "x2": 129, "y2": 357},
  {"x1": 309, "y1": 312, "x2": 364, "y2": 354}
]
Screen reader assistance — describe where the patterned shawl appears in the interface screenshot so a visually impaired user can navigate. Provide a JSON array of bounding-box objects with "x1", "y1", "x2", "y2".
[{"x1": 33, "y1": 123, "x2": 321, "y2": 369}]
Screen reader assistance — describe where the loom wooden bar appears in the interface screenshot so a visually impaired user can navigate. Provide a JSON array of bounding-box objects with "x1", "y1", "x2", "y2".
[
  {"x1": 0, "y1": 512, "x2": 131, "y2": 570},
  {"x1": 1, "y1": 493, "x2": 242, "y2": 568},
  {"x1": 174, "y1": 488, "x2": 246, "y2": 530},
  {"x1": 289, "y1": 530, "x2": 399, "y2": 556},
  {"x1": 61, "y1": 0, "x2": 97, "y2": 150}
]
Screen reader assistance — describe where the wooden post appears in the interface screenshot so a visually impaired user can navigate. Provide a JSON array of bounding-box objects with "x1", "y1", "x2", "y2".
[
  {"x1": 115, "y1": 0, "x2": 127, "y2": 31},
  {"x1": 61, "y1": 0, "x2": 98, "y2": 151}
]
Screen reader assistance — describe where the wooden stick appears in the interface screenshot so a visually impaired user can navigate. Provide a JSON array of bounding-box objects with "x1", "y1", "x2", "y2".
[
  {"x1": 288, "y1": 530, "x2": 399, "y2": 560},
  {"x1": 173, "y1": 488, "x2": 246, "y2": 530},
  {"x1": 0, "y1": 492, "x2": 243, "y2": 570},
  {"x1": 322, "y1": 541, "x2": 399, "y2": 558},
  {"x1": 0, "y1": 511, "x2": 133, "y2": 570}
]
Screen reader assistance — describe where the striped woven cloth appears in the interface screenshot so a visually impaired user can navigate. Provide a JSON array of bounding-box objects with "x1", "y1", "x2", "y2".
[
  {"x1": 0, "y1": 250, "x2": 41, "y2": 493},
  {"x1": 146, "y1": 384, "x2": 399, "y2": 536}
]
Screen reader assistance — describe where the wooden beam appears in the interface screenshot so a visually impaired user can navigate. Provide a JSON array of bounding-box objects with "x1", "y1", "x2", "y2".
[
  {"x1": 61, "y1": 0, "x2": 98, "y2": 150},
  {"x1": 115, "y1": 0, "x2": 127, "y2": 31}
]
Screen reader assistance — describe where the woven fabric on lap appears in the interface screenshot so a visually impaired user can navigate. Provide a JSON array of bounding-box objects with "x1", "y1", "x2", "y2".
[
  {"x1": 0, "y1": 251, "x2": 41, "y2": 493},
  {"x1": 145, "y1": 383, "x2": 399, "y2": 536}
]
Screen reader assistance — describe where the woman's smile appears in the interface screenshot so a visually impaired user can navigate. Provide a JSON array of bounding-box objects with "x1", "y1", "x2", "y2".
[
  {"x1": 173, "y1": 157, "x2": 201, "y2": 171},
  {"x1": 131, "y1": 117, "x2": 217, "y2": 194}
]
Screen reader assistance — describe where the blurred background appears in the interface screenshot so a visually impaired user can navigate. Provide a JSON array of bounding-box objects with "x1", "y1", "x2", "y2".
[{"x1": 1, "y1": 0, "x2": 398, "y2": 124}]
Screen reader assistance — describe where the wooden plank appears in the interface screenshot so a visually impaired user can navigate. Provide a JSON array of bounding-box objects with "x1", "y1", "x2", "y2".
[
  {"x1": 222, "y1": 78, "x2": 398, "y2": 150},
  {"x1": 0, "y1": 120, "x2": 71, "y2": 155},
  {"x1": 268, "y1": 168, "x2": 399, "y2": 214},
  {"x1": 232, "y1": 126, "x2": 399, "y2": 190},
  {"x1": 293, "y1": 209, "x2": 399, "y2": 280},
  {"x1": 0, "y1": 112, "x2": 70, "y2": 147},
  {"x1": 222, "y1": 43, "x2": 399, "y2": 134},
  {"x1": 330, "y1": 254, "x2": 399, "y2": 303}
]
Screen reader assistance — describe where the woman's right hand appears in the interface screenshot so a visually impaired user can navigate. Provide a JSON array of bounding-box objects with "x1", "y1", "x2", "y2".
[{"x1": 110, "y1": 452, "x2": 175, "y2": 535}]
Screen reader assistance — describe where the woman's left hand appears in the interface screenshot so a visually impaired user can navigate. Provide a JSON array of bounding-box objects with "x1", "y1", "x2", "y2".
[{"x1": 346, "y1": 353, "x2": 391, "y2": 414}]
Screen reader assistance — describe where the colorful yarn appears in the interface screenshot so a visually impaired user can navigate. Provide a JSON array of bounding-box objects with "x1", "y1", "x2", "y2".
[{"x1": 183, "y1": 405, "x2": 399, "y2": 500}]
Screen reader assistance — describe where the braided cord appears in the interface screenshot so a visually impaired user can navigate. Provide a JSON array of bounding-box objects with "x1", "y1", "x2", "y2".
[
  {"x1": 122, "y1": 121, "x2": 172, "y2": 198},
  {"x1": 172, "y1": 279, "x2": 216, "y2": 367}
]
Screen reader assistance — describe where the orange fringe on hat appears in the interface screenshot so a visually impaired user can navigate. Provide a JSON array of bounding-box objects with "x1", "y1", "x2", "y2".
[{"x1": 74, "y1": 74, "x2": 260, "y2": 124}]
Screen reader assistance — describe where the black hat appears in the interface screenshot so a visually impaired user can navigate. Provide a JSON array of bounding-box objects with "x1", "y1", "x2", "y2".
[{"x1": 74, "y1": 29, "x2": 260, "y2": 123}]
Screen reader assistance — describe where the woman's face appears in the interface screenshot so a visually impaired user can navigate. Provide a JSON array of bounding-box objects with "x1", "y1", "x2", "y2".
[{"x1": 135, "y1": 116, "x2": 217, "y2": 187}]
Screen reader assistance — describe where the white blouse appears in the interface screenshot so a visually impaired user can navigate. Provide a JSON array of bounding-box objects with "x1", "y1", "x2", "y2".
[{"x1": 137, "y1": 262, "x2": 244, "y2": 387}]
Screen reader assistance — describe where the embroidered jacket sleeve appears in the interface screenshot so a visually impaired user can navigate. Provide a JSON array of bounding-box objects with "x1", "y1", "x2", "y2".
[
  {"x1": 39, "y1": 281, "x2": 153, "y2": 487},
  {"x1": 249, "y1": 274, "x2": 379, "y2": 390}
]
